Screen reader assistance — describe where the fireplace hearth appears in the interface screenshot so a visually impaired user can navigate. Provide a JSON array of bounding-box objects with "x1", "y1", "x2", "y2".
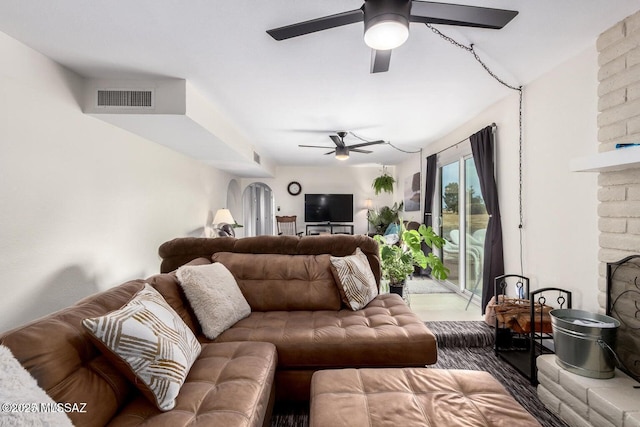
[
  {"x1": 606, "y1": 255, "x2": 640, "y2": 383},
  {"x1": 535, "y1": 256, "x2": 640, "y2": 426}
]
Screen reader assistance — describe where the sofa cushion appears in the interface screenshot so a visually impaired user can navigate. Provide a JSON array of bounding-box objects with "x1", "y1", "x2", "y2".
[
  {"x1": 212, "y1": 252, "x2": 342, "y2": 311},
  {"x1": 82, "y1": 284, "x2": 202, "y2": 411},
  {"x1": 0, "y1": 345, "x2": 74, "y2": 427},
  {"x1": 0, "y1": 280, "x2": 147, "y2": 427},
  {"x1": 159, "y1": 235, "x2": 382, "y2": 289},
  {"x1": 108, "y1": 342, "x2": 278, "y2": 427},
  {"x1": 176, "y1": 262, "x2": 251, "y2": 339},
  {"x1": 215, "y1": 293, "x2": 437, "y2": 369},
  {"x1": 330, "y1": 248, "x2": 378, "y2": 310},
  {"x1": 147, "y1": 272, "x2": 202, "y2": 337}
]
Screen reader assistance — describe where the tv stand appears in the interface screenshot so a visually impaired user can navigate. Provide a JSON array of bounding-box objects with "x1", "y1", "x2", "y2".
[{"x1": 306, "y1": 223, "x2": 354, "y2": 236}]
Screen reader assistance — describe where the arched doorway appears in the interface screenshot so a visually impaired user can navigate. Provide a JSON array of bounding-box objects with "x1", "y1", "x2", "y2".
[{"x1": 242, "y1": 182, "x2": 275, "y2": 236}]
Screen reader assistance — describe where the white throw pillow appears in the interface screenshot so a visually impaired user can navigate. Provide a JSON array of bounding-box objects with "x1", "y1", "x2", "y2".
[
  {"x1": 330, "y1": 247, "x2": 379, "y2": 310},
  {"x1": 0, "y1": 345, "x2": 74, "y2": 426},
  {"x1": 176, "y1": 262, "x2": 251, "y2": 340},
  {"x1": 82, "y1": 284, "x2": 202, "y2": 411}
]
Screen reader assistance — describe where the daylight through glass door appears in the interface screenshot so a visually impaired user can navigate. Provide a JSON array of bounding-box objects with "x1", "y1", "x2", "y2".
[{"x1": 438, "y1": 153, "x2": 488, "y2": 299}]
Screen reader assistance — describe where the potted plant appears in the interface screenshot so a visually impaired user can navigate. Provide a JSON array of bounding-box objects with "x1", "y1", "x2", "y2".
[
  {"x1": 374, "y1": 224, "x2": 449, "y2": 297},
  {"x1": 372, "y1": 167, "x2": 395, "y2": 195},
  {"x1": 367, "y1": 202, "x2": 403, "y2": 235}
]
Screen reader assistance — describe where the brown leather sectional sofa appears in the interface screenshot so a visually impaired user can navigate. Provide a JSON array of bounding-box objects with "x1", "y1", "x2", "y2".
[
  {"x1": 0, "y1": 234, "x2": 437, "y2": 426},
  {"x1": 160, "y1": 234, "x2": 438, "y2": 401}
]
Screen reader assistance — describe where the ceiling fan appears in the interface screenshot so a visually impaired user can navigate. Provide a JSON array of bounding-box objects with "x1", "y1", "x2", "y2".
[
  {"x1": 267, "y1": 0, "x2": 518, "y2": 73},
  {"x1": 299, "y1": 131, "x2": 385, "y2": 160}
]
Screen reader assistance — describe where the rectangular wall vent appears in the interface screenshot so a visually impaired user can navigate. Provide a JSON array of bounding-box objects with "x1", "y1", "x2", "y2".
[
  {"x1": 96, "y1": 89, "x2": 153, "y2": 108},
  {"x1": 253, "y1": 151, "x2": 261, "y2": 164}
]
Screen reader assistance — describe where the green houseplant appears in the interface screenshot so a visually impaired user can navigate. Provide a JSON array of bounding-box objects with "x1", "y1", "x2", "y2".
[
  {"x1": 372, "y1": 168, "x2": 395, "y2": 195},
  {"x1": 367, "y1": 202, "x2": 403, "y2": 235},
  {"x1": 374, "y1": 224, "x2": 449, "y2": 296}
]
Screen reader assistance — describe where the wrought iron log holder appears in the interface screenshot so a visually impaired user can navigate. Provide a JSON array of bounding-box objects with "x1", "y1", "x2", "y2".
[
  {"x1": 606, "y1": 255, "x2": 640, "y2": 383},
  {"x1": 493, "y1": 274, "x2": 572, "y2": 385}
]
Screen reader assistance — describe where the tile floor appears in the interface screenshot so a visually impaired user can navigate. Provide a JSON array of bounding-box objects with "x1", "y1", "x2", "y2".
[
  {"x1": 409, "y1": 293, "x2": 485, "y2": 321},
  {"x1": 404, "y1": 278, "x2": 485, "y2": 322}
]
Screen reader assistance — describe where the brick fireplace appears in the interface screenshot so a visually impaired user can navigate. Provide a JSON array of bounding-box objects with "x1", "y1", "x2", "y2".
[
  {"x1": 537, "y1": 10, "x2": 640, "y2": 427},
  {"x1": 597, "y1": 9, "x2": 640, "y2": 311}
]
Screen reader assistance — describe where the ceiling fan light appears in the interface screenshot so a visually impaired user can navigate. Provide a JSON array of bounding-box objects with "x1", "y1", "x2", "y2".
[
  {"x1": 335, "y1": 147, "x2": 349, "y2": 160},
  {"x1": 364, "y1": 19, "x2": 409, "y2": 50}
]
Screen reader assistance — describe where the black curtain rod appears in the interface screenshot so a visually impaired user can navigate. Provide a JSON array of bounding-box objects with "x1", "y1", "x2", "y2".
[{"x1": 429, "y1": 123, "x2": 497, "y2": 157}]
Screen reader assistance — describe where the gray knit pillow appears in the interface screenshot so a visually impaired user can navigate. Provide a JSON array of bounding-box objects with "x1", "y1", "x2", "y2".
[{"x1": 177, "y1": 262, "x2": 251, "y2": 339}]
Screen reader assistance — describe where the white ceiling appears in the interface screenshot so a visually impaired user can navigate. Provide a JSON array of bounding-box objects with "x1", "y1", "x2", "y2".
[{"x1": 1, "y1": 1, "x2": 638, "y2": 170}]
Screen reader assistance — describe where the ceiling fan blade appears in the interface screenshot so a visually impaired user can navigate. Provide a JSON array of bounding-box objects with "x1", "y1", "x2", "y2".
[
  {"x1": 350, "y1": 148, "x2": 373, "y2": 154},
  {"x1": 347, "y1": 140, "x2": 386, "y2": 149},
  {"x1": 370, "y1": 49, "x2": 391, "y2": 73},
  {"x1": 290, "y1": 129, "x2": 341, "y2": 134},
  {"x1": 267, "y1": 9, "x2": 364, "y2": 40},
  {"x1": 324, "y1": 150, "x2": 337, "y2": 155},
  {"x1": 409, "y1": 1, "x2": 518, "y2": 29},
  {"x1": 330, "y1": 135, "x2": 345, "y2": 148},
  {"x1": 299, "y1": 145, "x2": 334, "y2": 148}
]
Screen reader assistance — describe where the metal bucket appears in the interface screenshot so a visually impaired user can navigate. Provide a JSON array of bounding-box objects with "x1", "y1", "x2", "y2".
[{"x1": 550, "y1": 309, "x2": 620, "y2": 379}]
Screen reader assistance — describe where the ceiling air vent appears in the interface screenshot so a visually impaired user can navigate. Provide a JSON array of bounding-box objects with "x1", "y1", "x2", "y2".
[
  {"x1": 253, "y1": 151, "x2": 261, "y2": 164},
  {"x1": 96, "y1": 89, "x2": 154, "y2": 108}
]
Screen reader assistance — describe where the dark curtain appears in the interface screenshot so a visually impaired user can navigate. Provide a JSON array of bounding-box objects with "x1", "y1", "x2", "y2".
[
  {"x1": 417, "y1": 154, "x2": 438, "y2": 276},
  {"x1": 470, "y1": 126, "x2": 504, "y2": 314},
  {"x1": 423, "y1": 154, "x2": 437, "y2": 228}
]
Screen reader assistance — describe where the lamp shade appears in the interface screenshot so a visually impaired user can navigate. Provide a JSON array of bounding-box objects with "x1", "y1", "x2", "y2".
[{"x1": 213, "y1": 208, "x2": 235, "y2": 225}]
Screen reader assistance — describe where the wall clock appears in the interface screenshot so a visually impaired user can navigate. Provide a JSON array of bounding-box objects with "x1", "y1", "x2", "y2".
[{"x1": 287, "y1": 181, "x2": 302, "y2": 196}]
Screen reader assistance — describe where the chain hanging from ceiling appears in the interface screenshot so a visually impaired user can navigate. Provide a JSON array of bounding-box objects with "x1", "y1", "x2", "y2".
[
  {"x1": 426, "y1": 23, "x2": 525, "y2": 275},
  {"x1": 349, "y1": 131, "x2": 421, "y2": 154}
]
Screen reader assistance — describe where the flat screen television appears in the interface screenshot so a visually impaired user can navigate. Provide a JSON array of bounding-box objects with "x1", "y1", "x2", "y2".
[{"x1": 304, "y1": 194, "x2": 353, "y2": 223}]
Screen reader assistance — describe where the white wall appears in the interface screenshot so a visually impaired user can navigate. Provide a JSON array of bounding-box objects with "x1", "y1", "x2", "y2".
[
  {"x1": 403, "y1": 46, "x2": 600, "y2": 311},
  {"x1": 396, "y1": 156, "x2": 423, "y2": 223},
  {"x1": 242, "y1": 165, "x2": 397, "y2": 236},
  {"x1": 0, "y1": 32, "x2": 234, "y2": 331}
]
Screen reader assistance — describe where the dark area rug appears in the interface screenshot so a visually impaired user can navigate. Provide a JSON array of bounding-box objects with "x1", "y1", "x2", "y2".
[
  {"x1": 270, "y1": 321, "x2": 567, "y2": 427},
  {"x1": 271, "y1": 403, "x2": 309, "y2": 427},
  {"x1": 425, "y1": 320, "x2": 494, "y2": 348}
]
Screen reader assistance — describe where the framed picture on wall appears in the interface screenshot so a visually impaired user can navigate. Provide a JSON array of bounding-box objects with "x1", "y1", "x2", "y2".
[{"x1": 404, "y1": 172, "x2": 420, "y2": 211}]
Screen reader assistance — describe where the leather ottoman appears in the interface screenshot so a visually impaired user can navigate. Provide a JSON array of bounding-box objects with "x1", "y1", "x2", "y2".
[{"x1": 309, "y1": 368, "x2": 541, "y2": 427}]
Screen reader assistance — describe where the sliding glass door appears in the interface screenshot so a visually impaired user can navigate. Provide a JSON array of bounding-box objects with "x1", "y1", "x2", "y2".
[
  {"x1": 436, "y1": 146, "x2": 488, "y2": 300},
  {"x1": 464, "y1": 157, "x2": 488, "y2": 297},
  {"x1": 440, "y1": 161, "x2": 460, "y2": 287}
]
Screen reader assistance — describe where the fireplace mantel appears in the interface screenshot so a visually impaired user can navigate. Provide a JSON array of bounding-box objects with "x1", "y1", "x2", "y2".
[{"x1": 570, "y1": 146, "x2": 640, "y2": 172}]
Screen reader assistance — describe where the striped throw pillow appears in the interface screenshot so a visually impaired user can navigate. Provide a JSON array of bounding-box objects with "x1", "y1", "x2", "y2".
[
  {"x1": 82, "y1": 284, "x2": 201, "y2": 411},
  {"x1": 330, "y1": 248, "x2": 378, "y2": 310}
]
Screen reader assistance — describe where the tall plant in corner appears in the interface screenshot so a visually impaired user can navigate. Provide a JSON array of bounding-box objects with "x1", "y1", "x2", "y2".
[
  {"x1": 374, "y1": 224, "x2": 449, "y2": 294},
  {"x1": 372, "y1": 165, "x2": 395, "y2": 195}
]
